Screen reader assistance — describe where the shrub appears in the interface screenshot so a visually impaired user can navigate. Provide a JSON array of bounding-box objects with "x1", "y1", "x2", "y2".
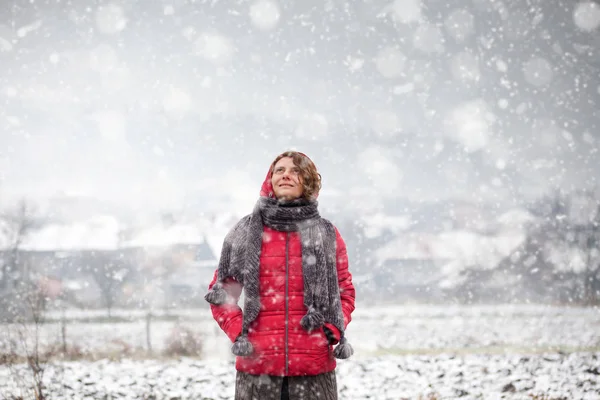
[{"x1": 163, "y1": 324, "x2": 203, "y2": 357}]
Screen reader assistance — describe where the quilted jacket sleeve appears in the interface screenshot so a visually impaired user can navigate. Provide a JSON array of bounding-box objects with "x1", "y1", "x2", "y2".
[
  {"x1": 207, "y1": 222, "x2": 246, "y2": 343},
  {"x1": 208, "y1": 271, "x2": 243, "y2": 343}
]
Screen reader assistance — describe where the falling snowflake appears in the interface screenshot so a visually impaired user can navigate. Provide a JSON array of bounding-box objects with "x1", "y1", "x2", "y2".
[
  {"x1": 249, "y1": 0, "x2": 281, "y2": 31},
  {"x1": 523, "y1": 57, "x2": 554, "y2": 87},
  {"x1": 95, "y1": 3, "x2": 127, "y2": 34},
  {"x1": 573, "y1": 1, "x2": 600, "y2": 31},
  {"x1": 374, "y1": 46, "x2": 407, "y2": 78}
]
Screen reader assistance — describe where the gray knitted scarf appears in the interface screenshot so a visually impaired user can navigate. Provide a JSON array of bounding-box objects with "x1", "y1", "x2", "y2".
[{"x1": 205, "y1": 196, "x2": 353, "y2": 359}]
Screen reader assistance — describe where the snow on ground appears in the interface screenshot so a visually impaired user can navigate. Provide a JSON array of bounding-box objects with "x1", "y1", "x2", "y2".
[
  {"x1": 1, "y1": 353, "x2": 599, "y2": 399},
  {"x1": 4, "y1": 304, "x2": 599, "y2": 359},
  {"x1": 1, "y1": 305, "x2": 599, "y2": 399}
]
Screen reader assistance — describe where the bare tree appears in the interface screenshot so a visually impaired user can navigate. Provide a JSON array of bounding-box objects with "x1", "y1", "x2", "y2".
[
  {"x1": 468, "y1": 188, "x2": 600, "y2": 305},
  {"x1": 1, "y1": 199, "x2": 38, "y2": 289},
  {"x1": 3, "y1": 286, "x2": 51, "y2": 399},
  {"x1": 512, "y1": 188, "x2": 600, "y2": 305},
  {"x1": 87, "y1": 250, "x2": 132, "y2": 318},
  {"x1": 569, "y1": 194, "x2": 600, "y2": 306},
  {"x1": 0, "y1": 199, "x2": 41, "y2": 323}
]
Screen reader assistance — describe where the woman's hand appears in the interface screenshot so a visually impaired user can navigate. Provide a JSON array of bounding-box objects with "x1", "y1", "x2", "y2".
[{"x1": 323, "y1": 326, "x2": 337, "y2": 345}]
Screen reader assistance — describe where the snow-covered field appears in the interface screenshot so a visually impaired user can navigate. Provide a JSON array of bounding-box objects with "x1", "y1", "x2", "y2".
[
  {"x1": 3, "y1": 304, "x2": 599, "y2": 358},
  {"x1": 1, "y1": 304, "x2": 600, "y2": 399},
  {"x1": 1, "y1": 352, "x2": 599, "y2": 399}
]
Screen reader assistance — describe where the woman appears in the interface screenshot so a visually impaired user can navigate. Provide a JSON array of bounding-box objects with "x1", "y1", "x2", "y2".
[{"x1": 205, "y1": 151, "x2": 356, "y2": 400}]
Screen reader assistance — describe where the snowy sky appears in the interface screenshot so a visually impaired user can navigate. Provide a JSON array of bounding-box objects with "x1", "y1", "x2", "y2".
[{"x1": 1, "y1": 0, "x2": 599, "y2": 215}]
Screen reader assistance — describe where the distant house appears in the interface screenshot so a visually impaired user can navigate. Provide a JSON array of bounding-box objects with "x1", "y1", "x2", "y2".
[
  {"x1": 165, "y1": 241, "x2": 218, "y2": 307},
  {"x1": 374, "y1": 211, "x2": 530, "y2": 303},
  {"x1": 123, "y1": 223, "x2": 218, "y2": 308},
  {"x1": 0, "y1": 215, "x2": 220, "y2": 309}
]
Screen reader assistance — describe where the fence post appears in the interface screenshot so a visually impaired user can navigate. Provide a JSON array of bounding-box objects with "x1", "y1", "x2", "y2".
[
  {"x1": 146, "y1": 311, "x2": 152, "y2": 353},
  {"x1": 61, "y1": 305, "x2": 67, "y2": 354}
]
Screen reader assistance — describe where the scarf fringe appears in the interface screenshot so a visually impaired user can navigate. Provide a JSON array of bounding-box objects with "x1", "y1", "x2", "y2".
[
  {"x1": 204, "y1": 282, "x2": 227, "y2": 305},
  {"x1": 333, "y1": 336, "x2": 354, "y2": 359},
  {"x1": 232, "y1": 334, "x2": 254, "y2": 356},
  {"x1": 300, "y1": 309, "x2": 325, "y2": 332}
]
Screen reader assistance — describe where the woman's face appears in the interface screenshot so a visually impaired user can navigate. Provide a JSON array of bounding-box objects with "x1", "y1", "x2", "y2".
[{"x1": 271, "y1": 157, "x2": 304, "y2": 200}]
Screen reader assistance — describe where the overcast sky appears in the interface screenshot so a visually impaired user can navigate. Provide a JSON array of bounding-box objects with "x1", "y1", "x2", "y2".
[{"x1": 1, "y1": 0, "x2": 599, "y2": 217}]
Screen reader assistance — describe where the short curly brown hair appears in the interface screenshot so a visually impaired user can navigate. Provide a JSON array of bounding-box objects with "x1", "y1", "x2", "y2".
[{"x1": 269, "y1": 151, "x2": 322, "y2": 200}]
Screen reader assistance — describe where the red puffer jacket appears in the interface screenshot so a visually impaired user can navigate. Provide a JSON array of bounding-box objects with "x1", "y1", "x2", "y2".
[
  {"x1": 208, "y1": 225, "x2": 354, "y2": 376},
  {"x1": 208, "y1": 167, "x2": 355, "y2": 376}
]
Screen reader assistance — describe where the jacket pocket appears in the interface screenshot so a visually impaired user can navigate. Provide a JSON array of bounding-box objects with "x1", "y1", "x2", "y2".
[{"x1": 310, "y1": 328, "x2": 329, "y2": 349}]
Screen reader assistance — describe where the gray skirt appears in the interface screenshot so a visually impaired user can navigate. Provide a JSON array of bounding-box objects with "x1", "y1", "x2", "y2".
[{"x1": 234, "y1": 370, "x2": 337, "y2": 400}]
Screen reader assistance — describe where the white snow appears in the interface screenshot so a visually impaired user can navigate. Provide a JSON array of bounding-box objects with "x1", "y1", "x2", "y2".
[
  {"x1": 89, "y1": 43, "x2": 119, "y2": 73},
  {"x1": 410, "y1": 59, "x2": 437, "y2": 87},
  {"x1": 583, "y1": 131, "x2": 595, "y2": 144},
  {"x1": 343, "y1": 55, "x2": 365, "y2": 73},
  {"x1": 162, "y1": 87, "x2": 193, "y2": 119},
  {"x1": 413, "y1": 23, "x2": 445, "y2": 54},
  {"x1": 5, "y1": 304, "x2": 599, "y2": 359},
  {"x1": 523, "y1": 57, "x2": 554, "y2": 87},
  {"x1": 295, "y1": 113, "x2": 329, "y2": 139},
  {"x1": 0, "y1": 215, "x2": 225, "y2": 254},
  {"x1": 153, "y1": 145, "x2": 165, "y2": 157},
  {"x1": 49, "y1": 53, "x2": 60, "y2": 64},
  {"x1": 91, "y1": 110, "x2": 127, "y2": 143},
  {"x1": 532, "y1": 118, "x2": 562, "y2": 148},
  {"x1": 194, "y1": 33, "x2": 235, "y2": 65},
  {"x1": 4, "y1": 87, "x2": 17, "y2": 97},
  {"x1": 386, "y1": 0, "x2": 423, "y2": 24},
  {"x1": 95, "y1": 4, "x2": 127, "y2": 35},
  {"x1": 450, "y1": 51, "x2": 480, "y2": 82},
  {"x1": 0, "y1": 36, "x2": 12, "y2": 52},
  {"x1": 496, "y1": 208, "x2": 535, "y2": 230},
  {"x1": 567, "y1": 192, "x2": 600, "y2": 225},
  {"x1": 503, "y1": 11, "x2": 533, "y2": 41},
  {"x1": 444, "y1": 99, "x2": 495, "y2": 153},
  {"x1": 164, "y1": 5, "x2": 175, "y2": 16},
  {"x1": 1, "y1": 305, "x2": 599, "y2": 399},
  {"x1": 357, "y1": 146, "x2": 403, "y2": 195},
  {"x1": 444, "y1": 9, "x2": 475, "y2": 42},
  {"x1": 6, "y1": 116, "x2": 20, "y2": 126},
  {"x1": 249, "y1": 0, "x2": 282, "y2": 31},
  {"x1": 545, "y1": 244, "x2": 589, "y2": 274},
  {"x1": 181, "y1": 25, "x2": 197, "y2": 42},
  {"x1": 1, "y1": 1, "x2": 599, "y2": 396},
  {"x1": 17, "y1": 215, "x2": 121, "y2": 251},
  {"x1": 360, "y1": 212, "x2": 411, "y2": 239},
  {"x1": 16, "y1": 20, "x2": 43, "y2": 39},
  {"x1": 369, "y1": 109, "x2": 402, "y2": 136},
  {"x1": 392, "y1": 82, "x2": 415, "y2": 94},
  {"x1": 377, "y1": 230, "x2": 525, "y2": 274},
  {"x1": 374, "y1": 46, "x2": 407, "y2": 79},
  {"x1": 496, "y1": 59, "x2": 508, "y2": 72},
  {"x1": 125, "y1": 223, "x2": 207, "y2": 248},
  {"x1": 573, "y1": 1, "x2": 600, "y2": 31}
]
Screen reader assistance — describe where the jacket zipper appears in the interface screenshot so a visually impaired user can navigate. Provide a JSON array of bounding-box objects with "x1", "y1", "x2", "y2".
[{"x1": 285, "y1": 232, "x2": 289, "y2": 376}]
